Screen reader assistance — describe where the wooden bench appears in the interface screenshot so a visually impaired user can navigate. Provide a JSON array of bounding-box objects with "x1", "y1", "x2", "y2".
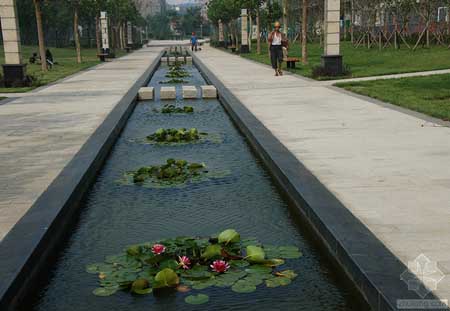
[
  {"x1": 97, "y1": 53, "x2": 108, "y2": 62},
  {"x1": 285, "y1": 57, "x2": 300, "y2": 69}
]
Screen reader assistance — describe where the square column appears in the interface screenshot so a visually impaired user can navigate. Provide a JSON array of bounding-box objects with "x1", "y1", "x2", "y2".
[
  {"x1": 240, "y1": 9, "x2": 249, "y2": 53},
  {"x1": 322, "y1": 0, "x2": 343, "y2": 75},
  {"x1": 1, "y1": 0, "x2": 27, "y2": 87},
  {"x1": 218, "y1": 19, "x2": 225, "y2": 47},
  {"x1": 127, "y1": 21, "x2": 133, "y2": 46},
  {"x1": 100, "y1": 11, "x2": 110, "y2": 54}
]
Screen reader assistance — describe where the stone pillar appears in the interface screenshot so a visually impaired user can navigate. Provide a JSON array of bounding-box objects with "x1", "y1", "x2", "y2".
[
  {"x1": 218, "y1": 19, "x2": 225, "y2": 47},
  {"x1": 240, "y1": 9, "x2": 249, "y2": 53},
  {"x1": 322, "y1": 0, "x2": 343, "y2": 75},
  {"x1": 100, "y1": 11, "x2": 109, "y2": 54},
  {"x1": 0, "y1": 0, "x2": 26, "y2": 87},
  {"x1": 127, "y1": 21, "x2": 133, "y2": 47}
]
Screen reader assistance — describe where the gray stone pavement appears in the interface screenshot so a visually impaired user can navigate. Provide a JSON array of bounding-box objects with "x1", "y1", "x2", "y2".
[
  {"x1": 198, "y1": 46, "x2": 450, "y2": 303},
  {"x1": 0, "y1": 46, "x2": 164, "y2": 240}
]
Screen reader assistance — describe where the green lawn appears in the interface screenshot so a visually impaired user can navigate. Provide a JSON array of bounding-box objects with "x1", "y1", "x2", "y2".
[
  {"x1": 239, "y1": 42, "x2": 450, "y2": 80},
  {"x1": 336, "y1": 74, "x2": 450, "y2": 121},
  {"x1": 0, "y1": 46, "x2": 126, "y2": 93}
]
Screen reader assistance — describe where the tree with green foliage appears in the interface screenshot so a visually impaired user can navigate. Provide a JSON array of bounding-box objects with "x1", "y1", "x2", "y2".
[{"x1": 181, "y1": 7, "x2": 202, "y2": 36}]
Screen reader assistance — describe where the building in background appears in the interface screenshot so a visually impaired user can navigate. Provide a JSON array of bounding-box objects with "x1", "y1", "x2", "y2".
[{"x1": 134, "y1": 0, "x2": 167, "y2": 17}]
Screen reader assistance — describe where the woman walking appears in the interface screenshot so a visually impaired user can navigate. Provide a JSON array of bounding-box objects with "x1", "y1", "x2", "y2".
[{"x1": 268, "y1": 21, "x2": 288, "y2": 76}]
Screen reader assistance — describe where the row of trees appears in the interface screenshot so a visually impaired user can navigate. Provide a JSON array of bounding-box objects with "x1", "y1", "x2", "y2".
[
  {"x1": 207, "y1": 0, "x2": 309, "y2": 62},
  {"x1": 207, "y1": 0, "x2": 450, "y2": 63},
  {"x1": 16, "y1": 0, "x2": 144, "y2": 71}
]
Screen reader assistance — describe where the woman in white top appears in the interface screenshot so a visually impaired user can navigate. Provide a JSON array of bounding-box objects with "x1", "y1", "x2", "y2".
[{"x1": 268, "y1": 21, "x2": 288, "y2": 76}]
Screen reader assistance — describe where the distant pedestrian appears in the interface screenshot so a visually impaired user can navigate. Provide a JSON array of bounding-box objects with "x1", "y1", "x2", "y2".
[
  {"x1": 190, "y1": 32, "x2": 198, "y2": 52},
  {"x1": 46, "y1": 49, "x2": 54, "y2": 68},
  {"x1": 268, "y1": 21, "x2": 288, "y2": 76}
]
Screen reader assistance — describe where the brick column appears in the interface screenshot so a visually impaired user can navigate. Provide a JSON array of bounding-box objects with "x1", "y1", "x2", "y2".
[
  {"x1": 321, "y1": 0, "x2": 343, "y2": 75},
  {"x1": 0, "y1": 0, "x2": 27, "y2": 86},
  {"x1": 240, "y1": 9, "x2": 249, "y2": 53}
]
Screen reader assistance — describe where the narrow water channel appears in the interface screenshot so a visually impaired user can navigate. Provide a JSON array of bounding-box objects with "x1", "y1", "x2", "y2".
[{"x1": 32, "y1": 59, "x2": 364, "y2": 311}]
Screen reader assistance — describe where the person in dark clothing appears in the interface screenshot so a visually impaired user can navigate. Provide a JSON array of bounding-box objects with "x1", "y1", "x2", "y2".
[
  {"x1": 29, "y1": 53, "x2": 38, "y2": 64},
  {"x1": 267, "y1": 21, "x2": 288, "y2": 76},
  {"x1": 46, "y1": 49, "x2": 53, "y2": 63}
]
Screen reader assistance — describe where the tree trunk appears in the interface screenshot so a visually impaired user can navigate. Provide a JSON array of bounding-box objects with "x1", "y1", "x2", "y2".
[
  {"x1": 248, "y1": 13, "x2": 252, "y2": 51},
  {"x1": 122, "y1": 24, "x2": 125, "y2": 49},
  {"x1": 95, "y1": 14, "x2": 101, "y2": 54},
  {"x1": 33, "y1": 0, "x2": 47, "y2": 71},
  {"x1": 350, "y1": 0, "x2": 354, "y2": 44},
  {"x1": 256, "y1": 7, "x2": 261, "y2": 54},
  {"x1": 301, "y1": 0, "x2": 308, "y2": 64},
  {"x1": 282, "y1": 0, "x2": 288, "y2": 34},
  {"x1": 73, "y1": 4, "x2": 82, "y2": 63}
]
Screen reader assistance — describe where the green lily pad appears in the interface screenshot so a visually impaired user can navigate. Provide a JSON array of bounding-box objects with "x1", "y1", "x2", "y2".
[
  {"x1": 231, "y1": 280, "x2": 257, "y2": 293},
  {"x1": 265, "y1": 277, "x2": 292, "y2": 288},
  {"x1": 243, "y1": 275, "x2": 264, "y2": 286},
  {"x1": 160, "y1": 259, "x2": 179, "y2": 270},
  {"x1": 92, "y1": 287, "x2": 118, "y2": 296},
  {"x1": 230, "y1": 260, "x2": 250, "y2": 268},
  {"x1": 131, "y1": 278, "x2": 151, "y2": 294},
  {"x1": 133, "y1": 288, "x2": 152, "y2": 295},
  {"x1": 185, "y1": 294, "x2": 209, "y2": 305},
  {"x1": 153, "y1": 268, "x2": 179, "y2": 288},
  {"x1": 191, "y1": 279, "x2": 215, "y2": 289},
  {"x1": 277, "y1": 269, "x2": 298, "y2": 279},
  {"x1": 218, "y1": 229, "x2": 240, "y2": 244},
  {"x1": 245, "y1": 265, "x2": 272, "y2": 275},
  {"x1": 241, "y1": 238, "x2": 260, "y2": 247},
  {"x1": 181, "y1": 269, "x2": 212, "y2": 280},
  {"x1": 201, "y1": 244, "x2": 222, "y2": 259},
  {"x1": 263, "y1": 258, "x2": 285, "y2": 267},
  {"x1": 246, "y1": 245, "x2": 265, "y2": 263}
]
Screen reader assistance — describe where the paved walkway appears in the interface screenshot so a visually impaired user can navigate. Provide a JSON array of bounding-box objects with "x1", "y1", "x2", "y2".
[
  {"x1": 321, "y1": 68, "x2": 450, "y2": 85},
  {"x1": 197, "y1": 46, "x2": 450, "y2": 302},
  {"x1": 0, "y1": 46, "x2": 164, "y2": 240}
]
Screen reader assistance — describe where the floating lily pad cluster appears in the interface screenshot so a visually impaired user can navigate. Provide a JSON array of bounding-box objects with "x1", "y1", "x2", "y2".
[
  {"x1": 146, "y1": 128, "x2": 206, "y2": 144},
  {"x1": 159, "y1": 78, "x2": 188, "y2": 84},
  {"x1": 166, "y1": 63, "x2": 191, "y2": 79},
  {"x1": 130, "y1": 158, "x2": 208, "y2": 185},
  {"x1": 160, "y1": 104, "x2": 194, "y2": 114},
  {"x1": 86, "y1": 229, "x2": 302, "y2": 305}
]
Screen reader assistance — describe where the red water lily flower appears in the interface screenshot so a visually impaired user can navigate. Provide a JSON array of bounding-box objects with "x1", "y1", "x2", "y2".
[
  {"x1": 210, "y1": 260, "x2": 230, "y2": 273},
  {"x1": 151, "y1": 244, "x2": 166, "y2": 255},
  {"x1": 178, "y1": 256, "x2": 191, "y2": 270}
]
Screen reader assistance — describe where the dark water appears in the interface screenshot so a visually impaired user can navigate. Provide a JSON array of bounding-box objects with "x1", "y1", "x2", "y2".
[{"x1": 33, "y1": 63, "x2": 365, "y2": 311}]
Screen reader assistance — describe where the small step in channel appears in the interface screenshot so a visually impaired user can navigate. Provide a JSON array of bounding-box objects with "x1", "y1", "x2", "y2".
[{"x1": 29, "y1": 57, "x2": 367, "y2": 311}]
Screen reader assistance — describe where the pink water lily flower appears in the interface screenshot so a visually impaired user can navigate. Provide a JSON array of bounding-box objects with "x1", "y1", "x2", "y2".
[
  {"x1": 210, "y1": 260, "x2": 230, "y2": 273},
  {"x1": 151, "y1": 244, "x2": 166, "y2": 255},
  {"x1": 178, "y1": 256, "x2": 191, "y2": 270}
]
